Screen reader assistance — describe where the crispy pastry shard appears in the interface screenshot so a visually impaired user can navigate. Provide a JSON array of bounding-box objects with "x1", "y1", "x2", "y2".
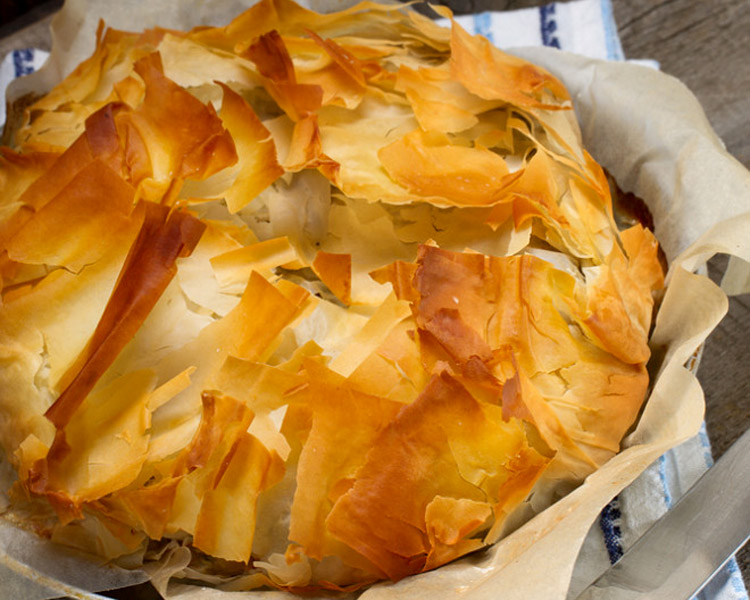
[
  {"x1": 312, "y1": 250, "x2": 351, "y2": 305},
  {"x1": 378, "y1": 129, "x2": 515, "y2": 206},
  {"x1": 5, "y1": 160, "x2": 136, "y2": 273},
  {"x1": 37, "y1": 370, "x2": 157, "y2": 521},
  {"x1": 193, "y1": 425, "x2": 285, "y2": 562},
  {"x1": 288, "y1": 360, "x2": 402, "y2": 567},
  {"x1": 44, "y1": 202, "x2": 205, "y2": 430},
  {"x1": 448, "y1": 16, "x2": 570, "y2": 109},
  {"x1": 116, "y1": 52, "x2": 237, "y2": 202},
  {"x1": 325, "y1": 372, "x2": 548, "y2": 580},
  {"x1": 245, "y1": 30, "x2": 324, "y2": 122},
  {"x1": 283, "y1": 115, "x2": 340, "y2": 177},
  {"x1": 377, "y1": 244, "x2": 658, "y2": 473},
  {"x1": 581, "y1": 224, "x2": 664, "y2": 363},
  {"x1": 216, "y1": 83, "x2": 284, "y2": 212}
]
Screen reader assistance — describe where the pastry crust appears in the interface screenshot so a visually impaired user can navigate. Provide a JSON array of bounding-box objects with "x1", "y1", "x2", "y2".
[{"x1": 0, "y1": 0, "x2": 664, "y2": 592}]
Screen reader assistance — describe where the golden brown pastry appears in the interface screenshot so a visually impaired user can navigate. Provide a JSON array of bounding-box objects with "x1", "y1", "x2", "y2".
[{"x1": 0, "y1": 0, "x2": 664, "y2": 592}]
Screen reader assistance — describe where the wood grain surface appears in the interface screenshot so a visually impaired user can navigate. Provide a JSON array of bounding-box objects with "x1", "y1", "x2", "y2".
[{"x1": 1, "y1": 0, "x2": 749, "y2": 594}]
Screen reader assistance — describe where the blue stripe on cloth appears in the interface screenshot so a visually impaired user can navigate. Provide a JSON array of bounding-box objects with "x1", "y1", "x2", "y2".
[
  {"x1": 695, "y1": 558, "x2": 748, "y2": 600},
  {"x1": 697, "y1": 421, "x2": 715, "y2": 468},
  {"x1": 598, "y1": 496, "x2": 624, "y2": 564},
  {"x1": 658, "y1": 453, "x2": 674, "y2": 508},
  {"x1": 599, "y1": 0, "x2": 625, "y2": 60},
  {"x1": 539, "y1": 4, "x2": 561, "y2": 48},
  {"x1": 12, "y1": 49, "x2": 35, "y2": 78},
  {"x1": 728, "y1": 559, "x2": 748, "y2": 596},
  {"x1": 473, "y1": 12, "x2": 494, "y2": 44}
]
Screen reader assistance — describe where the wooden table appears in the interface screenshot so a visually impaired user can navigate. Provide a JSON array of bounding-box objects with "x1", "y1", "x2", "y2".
[{"x1": 1, "y1": 0, "x2": 749, "y2": 593}]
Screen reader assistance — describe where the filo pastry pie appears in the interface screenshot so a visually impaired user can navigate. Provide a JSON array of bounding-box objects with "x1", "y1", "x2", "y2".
[{"x1": 0, "y1": 0, "x2": 664, "y2": 592}]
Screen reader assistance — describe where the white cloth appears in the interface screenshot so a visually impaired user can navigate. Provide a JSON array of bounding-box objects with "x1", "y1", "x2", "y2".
[
  {"x1": 0, "y1": 1, "x2": 747, "y2": 598},
  {"x1": 0, "y1": 47, "x2": 49, "y2": 127},
  {"x1": 441, "y1": 0, "x2": 623, "y2": 60}
]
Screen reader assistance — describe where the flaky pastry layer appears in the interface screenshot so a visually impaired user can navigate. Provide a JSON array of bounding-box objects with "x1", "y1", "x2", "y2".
[{"x1": 0, "y1": 0, "x2": 664, "y2": 592}]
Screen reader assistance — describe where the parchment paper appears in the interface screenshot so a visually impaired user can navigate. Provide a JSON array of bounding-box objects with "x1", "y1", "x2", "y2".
[{"x1": 3, "y1": 1, "x2": 750, "y2": 599}]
